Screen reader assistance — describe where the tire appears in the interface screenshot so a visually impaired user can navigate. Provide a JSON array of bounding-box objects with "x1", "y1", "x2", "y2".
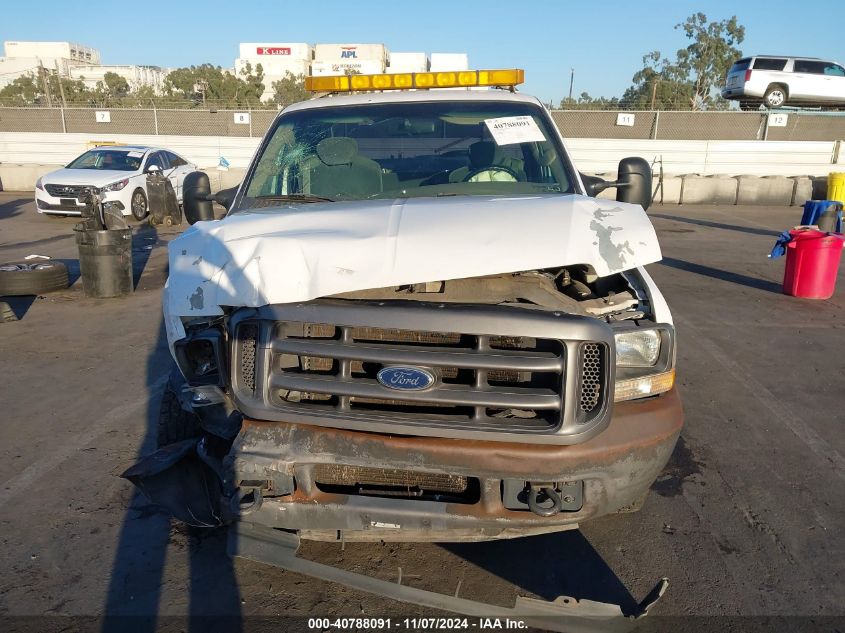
[
  {"x1": 0, "y1": 260, "x2": 69, "y2": 296},
  {"x1": 157, "y1": 385, "x2": 202, "y2": 448},
  {"x1": 763, "y1": 85, "x2": 787, "y2": 108},
  {"x1": 131, "y1": 188, "x2": 148, "y2": 221}
]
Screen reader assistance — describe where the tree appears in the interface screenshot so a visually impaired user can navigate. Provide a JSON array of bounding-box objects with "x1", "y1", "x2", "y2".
[
  {"x1": 0, "y1": 74, "x2": 41, "y2": 104},
  {"x1": 272, "y1": 72, "x2": 309, "y2": 107},
  {"x1": 164, "y1": 64, "x2": 265, "y2": 106},
  {"x1": 558, "y1": 92, "x2": 620, "y2": 110},
  {"x1": 675, "y1": 13, "x2": 744, "y2": 109},
  {"x1": 52, "y1": 75, "x2": 96, "y2": 105},
  {"x1": 0, "y1": 72, "x2": 94, "y2": 105},
  {"x1": 238, "y1": 62, "x2": 265, "y2": 103},
  {"x1": 621, "y1": 51, "x2": 694, "y2": 110},
  {"x1": 103, "y1": 71, "x2": 130, "y2": 99},
  {"x1": 623, "y1": 13, "x2": 744, "y2": 110}
]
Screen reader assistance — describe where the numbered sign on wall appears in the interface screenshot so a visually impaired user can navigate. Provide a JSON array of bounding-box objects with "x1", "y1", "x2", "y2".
[
  {"x1": 234, "y1": 112, "x2": 251, "y2": 125},
  {"x1": 615, "y1": 113, "x2": 635, "y2": 127},
  {"x1": 95, "y1": 111, "x2": 111, "y2": 123},
  {"x1": 767, "y1": 113, "x2": 788, "y2": 128}
]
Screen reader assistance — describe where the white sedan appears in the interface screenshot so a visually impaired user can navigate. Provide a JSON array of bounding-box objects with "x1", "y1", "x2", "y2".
[{"x1": 35, "y1": 145, "x2": 197, "y2": 220}]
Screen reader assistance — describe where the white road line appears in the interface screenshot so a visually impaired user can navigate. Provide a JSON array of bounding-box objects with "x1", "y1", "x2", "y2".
[
  {"x1": 676, "y1": 314, "x2": 845, "y2": 482},
  {"x1": 0, "y1": 375, "x2": 168, "y2": 510}
]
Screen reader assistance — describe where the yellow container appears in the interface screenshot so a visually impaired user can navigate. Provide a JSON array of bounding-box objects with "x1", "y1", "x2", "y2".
[{"x1": 828, "y1": 172, "x2": 845, "y2": 204}]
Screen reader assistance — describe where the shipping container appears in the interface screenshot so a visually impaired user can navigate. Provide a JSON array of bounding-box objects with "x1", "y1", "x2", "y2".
[
  {"x1": 430, "y1": 53, "x2": 469, "y2": 72},
  {"x1": 235, "y1": 57, "x2": 310, "y2": 78},
  {"x1": 314, "y1": 44, "x2": 388, "y2": 64},
  {"x1": 388, "y1": 52, "x2": 429, "y2": 73},
  {"x1": 238, "y1": 43, "x2": 312, "y2": 61},
  {"x1": 311, "y1": 59, "x2": 386, "y2": 76}
]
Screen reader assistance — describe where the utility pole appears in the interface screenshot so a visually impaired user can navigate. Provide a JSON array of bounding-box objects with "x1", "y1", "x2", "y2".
[
  {"x1": 568, "y1": 68, "x2": 574, "y2": 103},
  {"x1": 54, "y1": 61, "x2": 67, "y2": 108},
  {"x1": 650, "y1": 79, "x2": 658, "y2": 110},
  {"x1": 38, "y1": 60, "x2": 53, "y2": 107},
  {"x1": 194, "y1": 79, "x2": 209, "y2": 107}
]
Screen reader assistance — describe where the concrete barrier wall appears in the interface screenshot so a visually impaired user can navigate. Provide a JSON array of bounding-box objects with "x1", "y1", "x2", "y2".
[
  {"x1": 1, "y1": 132, "x2": 841, "y2": 205},
  {"x1": 564, "y1": 138, "x2": 840, "y2": 176}
]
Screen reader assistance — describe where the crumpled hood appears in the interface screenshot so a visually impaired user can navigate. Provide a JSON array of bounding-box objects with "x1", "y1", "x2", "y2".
[
  {"x1": 165, "y1": 194, "x2": 661, "y2": 318},
  {"x1": 44, "y1": 168, "x2": 134, "y2": 187}
]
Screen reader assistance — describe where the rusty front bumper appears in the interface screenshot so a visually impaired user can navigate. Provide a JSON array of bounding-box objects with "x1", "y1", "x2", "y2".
[{"x1": 229, "y1": 387, "x2": 683, "y2": 542}]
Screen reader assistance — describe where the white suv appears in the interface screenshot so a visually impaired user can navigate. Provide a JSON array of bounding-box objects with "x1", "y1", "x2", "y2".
[{"x1": 721, "y1": 56, "x2": 845, "y2": 109}]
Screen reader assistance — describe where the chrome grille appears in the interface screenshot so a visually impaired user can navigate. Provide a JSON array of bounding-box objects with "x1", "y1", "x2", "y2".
[
  {"x1": 230, "y1": 301, "x2": 615, "y2": 444},
  {"x1": 266, "y1": 322, "x2": 565, "y2": 431}
]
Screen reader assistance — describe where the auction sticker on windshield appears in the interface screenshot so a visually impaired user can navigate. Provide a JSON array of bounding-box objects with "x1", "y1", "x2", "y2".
[{"x1": 484, "y1": 116, "x2": 545, "y2": 145}]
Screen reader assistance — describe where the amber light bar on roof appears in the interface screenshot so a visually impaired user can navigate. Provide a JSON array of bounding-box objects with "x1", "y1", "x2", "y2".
[{"x1": 305, "y1": 69, "x2": 525, "y2": 92}]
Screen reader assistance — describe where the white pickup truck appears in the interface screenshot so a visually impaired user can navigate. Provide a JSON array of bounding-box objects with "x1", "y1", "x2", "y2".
[{"x1": 124, "y1": 69, "x2": 681, "y2": 630}]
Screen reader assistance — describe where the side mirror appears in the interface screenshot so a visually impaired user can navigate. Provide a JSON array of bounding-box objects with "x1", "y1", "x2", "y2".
[
  {"x1": 580, "y1": 158, "x2": 652, "y2": 211},
  {"x1": 615, "y1": 157, "x2": 652, "y2": 211},
  {"x1": 145, "y1": 164, "x2": 161, "y2": 174},
  {"x1": 182, "y1": 171, "x2": 215, "y2": 224},
  {"x1": 213, "y1": 186, "x2": 239, "y2": 210}
]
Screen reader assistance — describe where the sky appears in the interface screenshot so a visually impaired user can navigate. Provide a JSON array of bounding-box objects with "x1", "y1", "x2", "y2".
[{"x1": 2, "y1": 0, "x2": 842, "y2": 104}]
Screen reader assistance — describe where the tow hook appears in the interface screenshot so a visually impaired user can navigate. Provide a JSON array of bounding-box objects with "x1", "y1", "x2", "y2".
[
  {"x1": 527, "y1": 482, "x2": 562, "y2": 517},
  {"x1": 231, "y1": 486, "x2": 264, "y2": 516}
]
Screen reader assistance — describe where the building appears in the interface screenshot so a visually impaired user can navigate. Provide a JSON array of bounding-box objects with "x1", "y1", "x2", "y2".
[
  {"x1": 0, "y1": 41, "x2": 102, "y2": 89},
  {"x1": 4, "y1": 41, "x2": 100, "y2": 65},
  {"x1": 0, "y1": 41, "x2": 164, "y2": 95},
  {"x1": 68, "y1": 65, "x2": 166, "y2": 94}
]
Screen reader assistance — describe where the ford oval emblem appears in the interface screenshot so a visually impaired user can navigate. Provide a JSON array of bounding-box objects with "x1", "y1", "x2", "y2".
[{"x1": 377, "y1": 366, "x2": 436, "y2": 391}]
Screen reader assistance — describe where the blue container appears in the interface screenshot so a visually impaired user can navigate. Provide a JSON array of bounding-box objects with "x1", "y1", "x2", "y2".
[{"x1": 801, "y1": 200, "x2": 843, "y2": 232}]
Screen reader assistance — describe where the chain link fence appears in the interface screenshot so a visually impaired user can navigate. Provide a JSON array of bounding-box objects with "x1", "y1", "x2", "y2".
[
  {"x1": 0, "y1": 107, "x2": 279, "y2": 137},
  {"x1": 1, "y1": 105, "x2": 844, "y2": 141},
  {"x1": 551, "y1": 110, "x2": 845, "y2": 141}
]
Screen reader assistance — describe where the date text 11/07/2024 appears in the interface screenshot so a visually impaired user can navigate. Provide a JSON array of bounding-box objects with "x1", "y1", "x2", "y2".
[{"x1": 307, "y1": 618, "x2": 529, "y2": 630}]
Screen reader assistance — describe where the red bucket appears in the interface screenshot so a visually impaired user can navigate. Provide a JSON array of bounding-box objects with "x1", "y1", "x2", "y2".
[{"x1": 783, "y1": 229, "x2": 845, "y2": 299}]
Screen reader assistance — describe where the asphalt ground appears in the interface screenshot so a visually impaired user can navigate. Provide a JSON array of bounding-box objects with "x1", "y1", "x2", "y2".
[{"x1": 0, "y1": 194, "x2": 843, "y2": 632}]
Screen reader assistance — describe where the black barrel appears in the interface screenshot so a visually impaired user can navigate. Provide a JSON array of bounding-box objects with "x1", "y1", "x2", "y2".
[
  {"x1": 74, "y1": 227, "x2": 133, "y2": 298},
  {"x1": 147, "y1": 172, "x2": 182, "y2": 226}
]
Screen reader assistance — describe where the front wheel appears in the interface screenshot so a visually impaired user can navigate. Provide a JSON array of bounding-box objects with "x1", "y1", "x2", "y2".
[
  {"x1": 763, "y1": 85, "x2": 787, "y2": 108},
  {"x1": 157, "y1": 381, "x2": 202, "y2": 447},
  {"x1": 131, "y1": 188, "x2": 148, "y2": 221}
]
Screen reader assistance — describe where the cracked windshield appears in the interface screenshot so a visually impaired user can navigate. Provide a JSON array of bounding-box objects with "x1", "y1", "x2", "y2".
[{"x1": 240, "y1": 101, "x2": 573, "y2": 208}]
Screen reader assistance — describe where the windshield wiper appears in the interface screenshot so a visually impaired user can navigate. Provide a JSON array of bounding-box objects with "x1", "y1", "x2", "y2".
[{"x1": 255, "y1": 194, "x2": 334, "y2": 203}]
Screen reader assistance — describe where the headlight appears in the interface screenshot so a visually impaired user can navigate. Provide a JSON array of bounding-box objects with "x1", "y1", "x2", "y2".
[
  {"x1": 173, "y1": 327, "x2": 226, "y2": 386},
  {"x1": 35, "y1": 177, "x2": 44, "y2": 191},
  {"x1": 102, "y1": 178, "x2": 129, "y2": 192},
  {"x1": 615, "y1": 330, "x2": 661, "y2": 367},
  {"x1": 613, "y1": 326, "x2": 675, "y2": 402}
]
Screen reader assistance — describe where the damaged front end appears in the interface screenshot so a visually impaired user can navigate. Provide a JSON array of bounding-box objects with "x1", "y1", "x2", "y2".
[
  {"x1": 122, "y1": 262, "x2": 678, "y2": 630},
  {"x1": 123, "y1": 193, "x2": 679, "y2": 628}
]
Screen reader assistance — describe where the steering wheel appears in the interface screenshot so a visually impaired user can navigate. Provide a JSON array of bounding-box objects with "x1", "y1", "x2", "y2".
[{"x1": 462, "y1": 165, "x2": 519, "y2": 183}]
